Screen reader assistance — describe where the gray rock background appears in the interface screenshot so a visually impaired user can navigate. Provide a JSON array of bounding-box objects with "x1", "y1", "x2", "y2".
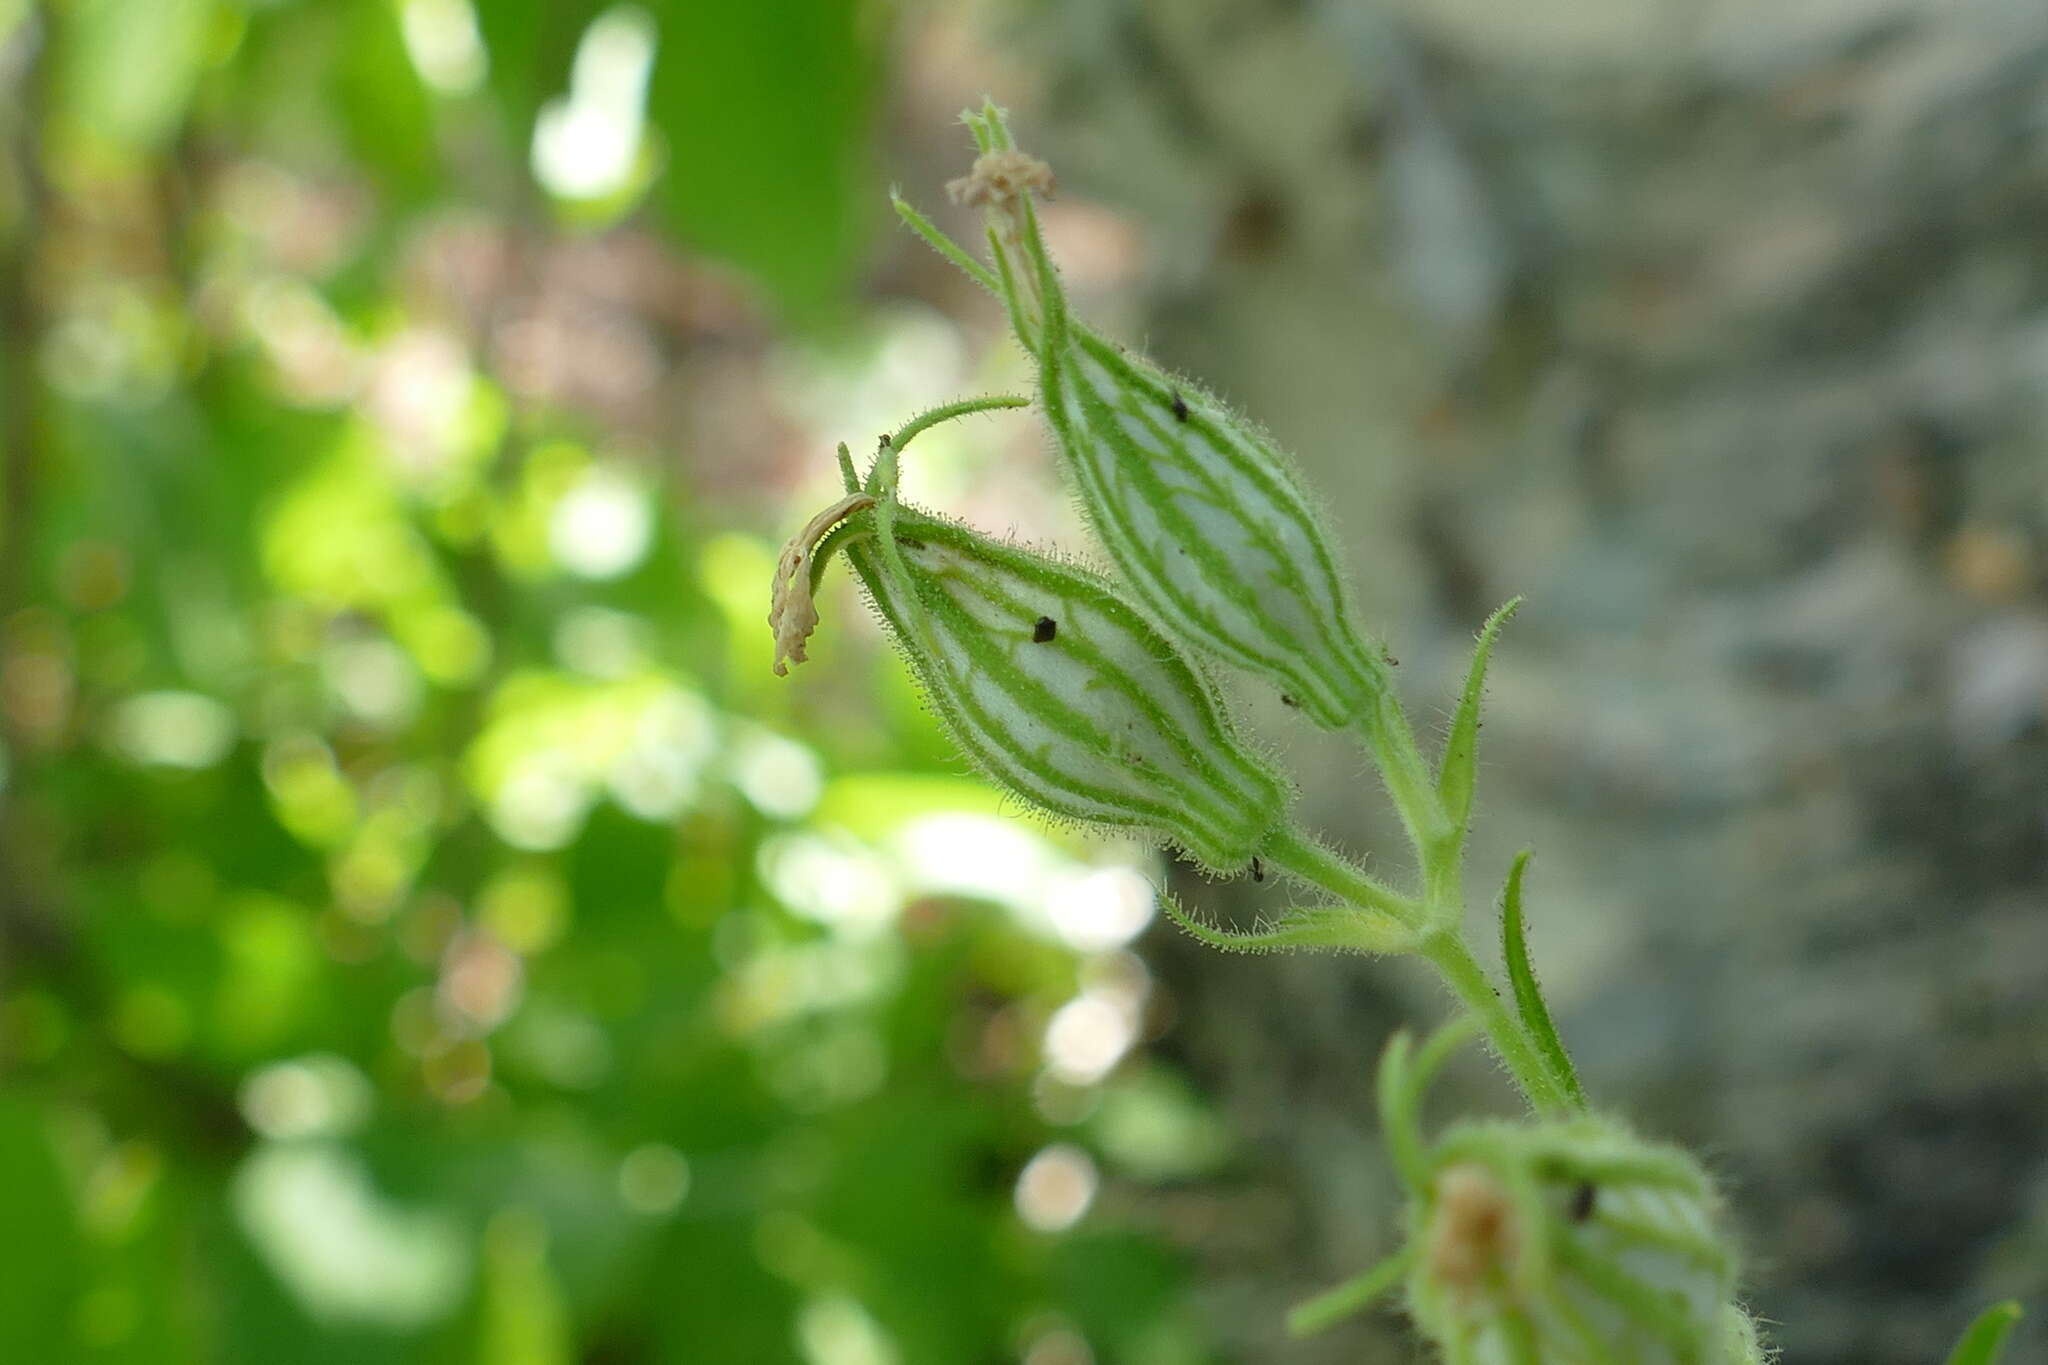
[{"x1": 963, "y1": 1, "x2": 2048, "y2": 1360}]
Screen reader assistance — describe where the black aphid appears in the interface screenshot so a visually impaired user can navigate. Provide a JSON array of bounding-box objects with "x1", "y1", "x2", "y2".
[
  {"x1": 1032, "y1": 616, "x2": 1057, "y2": 643},
  {"x1": 1170, "y1": 390, "x2": 1189, "y2": 422}
]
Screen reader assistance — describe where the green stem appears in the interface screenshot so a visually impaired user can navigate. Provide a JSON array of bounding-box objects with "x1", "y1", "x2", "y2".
[
  {"x1": 1354, "y1": 692, "x2": 1451, "y2": 876},
  {"x1": 887, "y1": 394, "x2": 1030, "y2": 453},
  {"x1": 1420, "y1": 931, "x2": 1568, "y2": 1114},
  {"x1": 865, "y1": 395, "x2": 1032, "y2": 495},
  {"x1": 1262, "y1": 826, "x2": 1419, "y2": 927},
  {"x1": 1344, "y1": 675, "x2": 1574, "y2": 1114}
]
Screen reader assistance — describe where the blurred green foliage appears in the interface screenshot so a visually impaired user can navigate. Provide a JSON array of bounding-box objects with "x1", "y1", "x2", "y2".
[{"x1": 0, "y1": 2, "x2": 1225, "y2": 1360}]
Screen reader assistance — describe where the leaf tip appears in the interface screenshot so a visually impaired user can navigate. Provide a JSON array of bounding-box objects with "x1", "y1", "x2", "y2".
[{"x1": 1945, "y1": 1299, "x2": 2024, "y2": 1365}]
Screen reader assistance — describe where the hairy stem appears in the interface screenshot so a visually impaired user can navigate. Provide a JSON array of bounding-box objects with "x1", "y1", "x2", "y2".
[
  {"x1": 887, "y1": 393, "x2": 1030, "y2": 452},
  {"x1": 1348, "y1": 676, "x2": 1576, "y2": 1112},
  {"x1": 1419, "y1": 931, "x2": 1569, "y2": 1114},
  {"x1": 1262, "y1": 826, "x2": 1419, "y2": 927},
  {"x1": 1354, "y1": 692, "x2": 1452, "y2": 883}
]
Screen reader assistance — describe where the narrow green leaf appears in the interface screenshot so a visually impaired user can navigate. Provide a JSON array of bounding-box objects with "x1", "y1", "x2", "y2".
[
  {"x1": 1286, "y1": 1248, "x2": 1413, "y2": 1338},
  {"x1": 1945, "y1": 1302, "x2": 2024, "y2": 1365},
  {"x1": 890, "y1": 194, "x2": 999, "y2": 294},
  {"x1": 1437, "y1": 597, "x2": 1521, "y2": 841},
  {"x1": 1160, "y1": 897, "x2": 1415, "y2": 957},
  {"x1": 1500, "y1": 851, "x2": 1586, "y2": 1109}
]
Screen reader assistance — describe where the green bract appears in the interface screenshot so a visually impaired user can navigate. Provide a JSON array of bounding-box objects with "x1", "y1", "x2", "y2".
[
  {"x1": 897, "y1": 104, "x2": 1389, "y2": 728},
  {"x1": 789, "y1": 470, "x2": 1291, "y2": 874}
]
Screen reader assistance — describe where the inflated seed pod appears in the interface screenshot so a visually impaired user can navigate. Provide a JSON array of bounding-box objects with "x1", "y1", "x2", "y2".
[
  {"x1": 781, "y1": 491, "x2": 1290, "y2": 873},
  {"x1": 1038, "y1": 325, "x2": 1386, "y2": 728},
  {"x1": 1406, "y1": 1116, "x2": 1741, "y2": 1365},
  {"x1": 910, "y1": 105, "x2": 1389, "y2": 728}
]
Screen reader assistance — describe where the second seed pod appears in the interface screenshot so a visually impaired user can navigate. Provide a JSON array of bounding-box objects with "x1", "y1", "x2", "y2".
[{"x1": 805, "y1": 492, "x2": 1292, "y2": 874}]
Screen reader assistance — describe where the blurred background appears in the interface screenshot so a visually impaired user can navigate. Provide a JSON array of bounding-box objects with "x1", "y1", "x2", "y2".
[{"x1": 1, "y1": 0, "x2": 2045, "y2": 1361}]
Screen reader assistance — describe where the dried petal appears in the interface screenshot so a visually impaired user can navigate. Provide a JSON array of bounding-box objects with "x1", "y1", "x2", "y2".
[{"x1": 770, "y1": 492, "x2": 872, "y2": 676}]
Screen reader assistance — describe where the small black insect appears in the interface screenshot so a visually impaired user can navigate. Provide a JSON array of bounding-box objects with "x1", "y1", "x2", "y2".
[
  {"x1": 1250, "y1": 857, "x2": 1264, "y2": 882},
  {"x1": 878, "y1": 433, "x2": 891, "y2": 447},
  {"x1": 1279, "y1": 694, "x2": 1298, "y2": 708},
  {"x1": 1170, "y1": 390, "x2": 1189, "y2": 423},
  {"x1": 1032, "y1": 616, "x2": 1057, "y2": 643},
  {"x1": 1568, "y1": 1181, "x2": 1596, "y2": 1222}
]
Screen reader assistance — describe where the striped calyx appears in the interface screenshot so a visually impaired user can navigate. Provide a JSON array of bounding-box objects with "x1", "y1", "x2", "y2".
[
  {"x1": 1404, "y1": 1117, "x2": 1744, "y2": 1365},
  {"x1": 915, "y1": 103, "x2": 1387, "y2": 728},
  {"x1": 1038, "y1": 325, "x2": 1386, "y2": 727},
  {"x1": 802, "y1": 490, "x2": 1290, "y2": 873}
]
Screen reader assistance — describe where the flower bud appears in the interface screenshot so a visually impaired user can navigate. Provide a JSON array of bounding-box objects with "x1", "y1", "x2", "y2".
[
  {"x1": 1404, "y1": 1117, "x2": 1742, "y2": 1365},
  {"x1": 907, "y1": 105, "x2": 1388, "y2": 728},
  {"x1": 1285, "y1": 1027, "x2": 1760, "y2": 1359},
  {"x1": 775, "y1": 486, "x2": 1289, "y2": 873}
]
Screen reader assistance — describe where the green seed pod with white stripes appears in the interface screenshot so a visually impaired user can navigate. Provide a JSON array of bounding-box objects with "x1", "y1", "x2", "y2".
[
  {"x1": 771, "y1": 460, "x2": 1290, "y2": 874},
  {"x1": 1038, "y1": 326, "x2": 1388, "y2": 729},
  {"x1": 897, "y1": 104, "x2": 1389, "y2": 728}
]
